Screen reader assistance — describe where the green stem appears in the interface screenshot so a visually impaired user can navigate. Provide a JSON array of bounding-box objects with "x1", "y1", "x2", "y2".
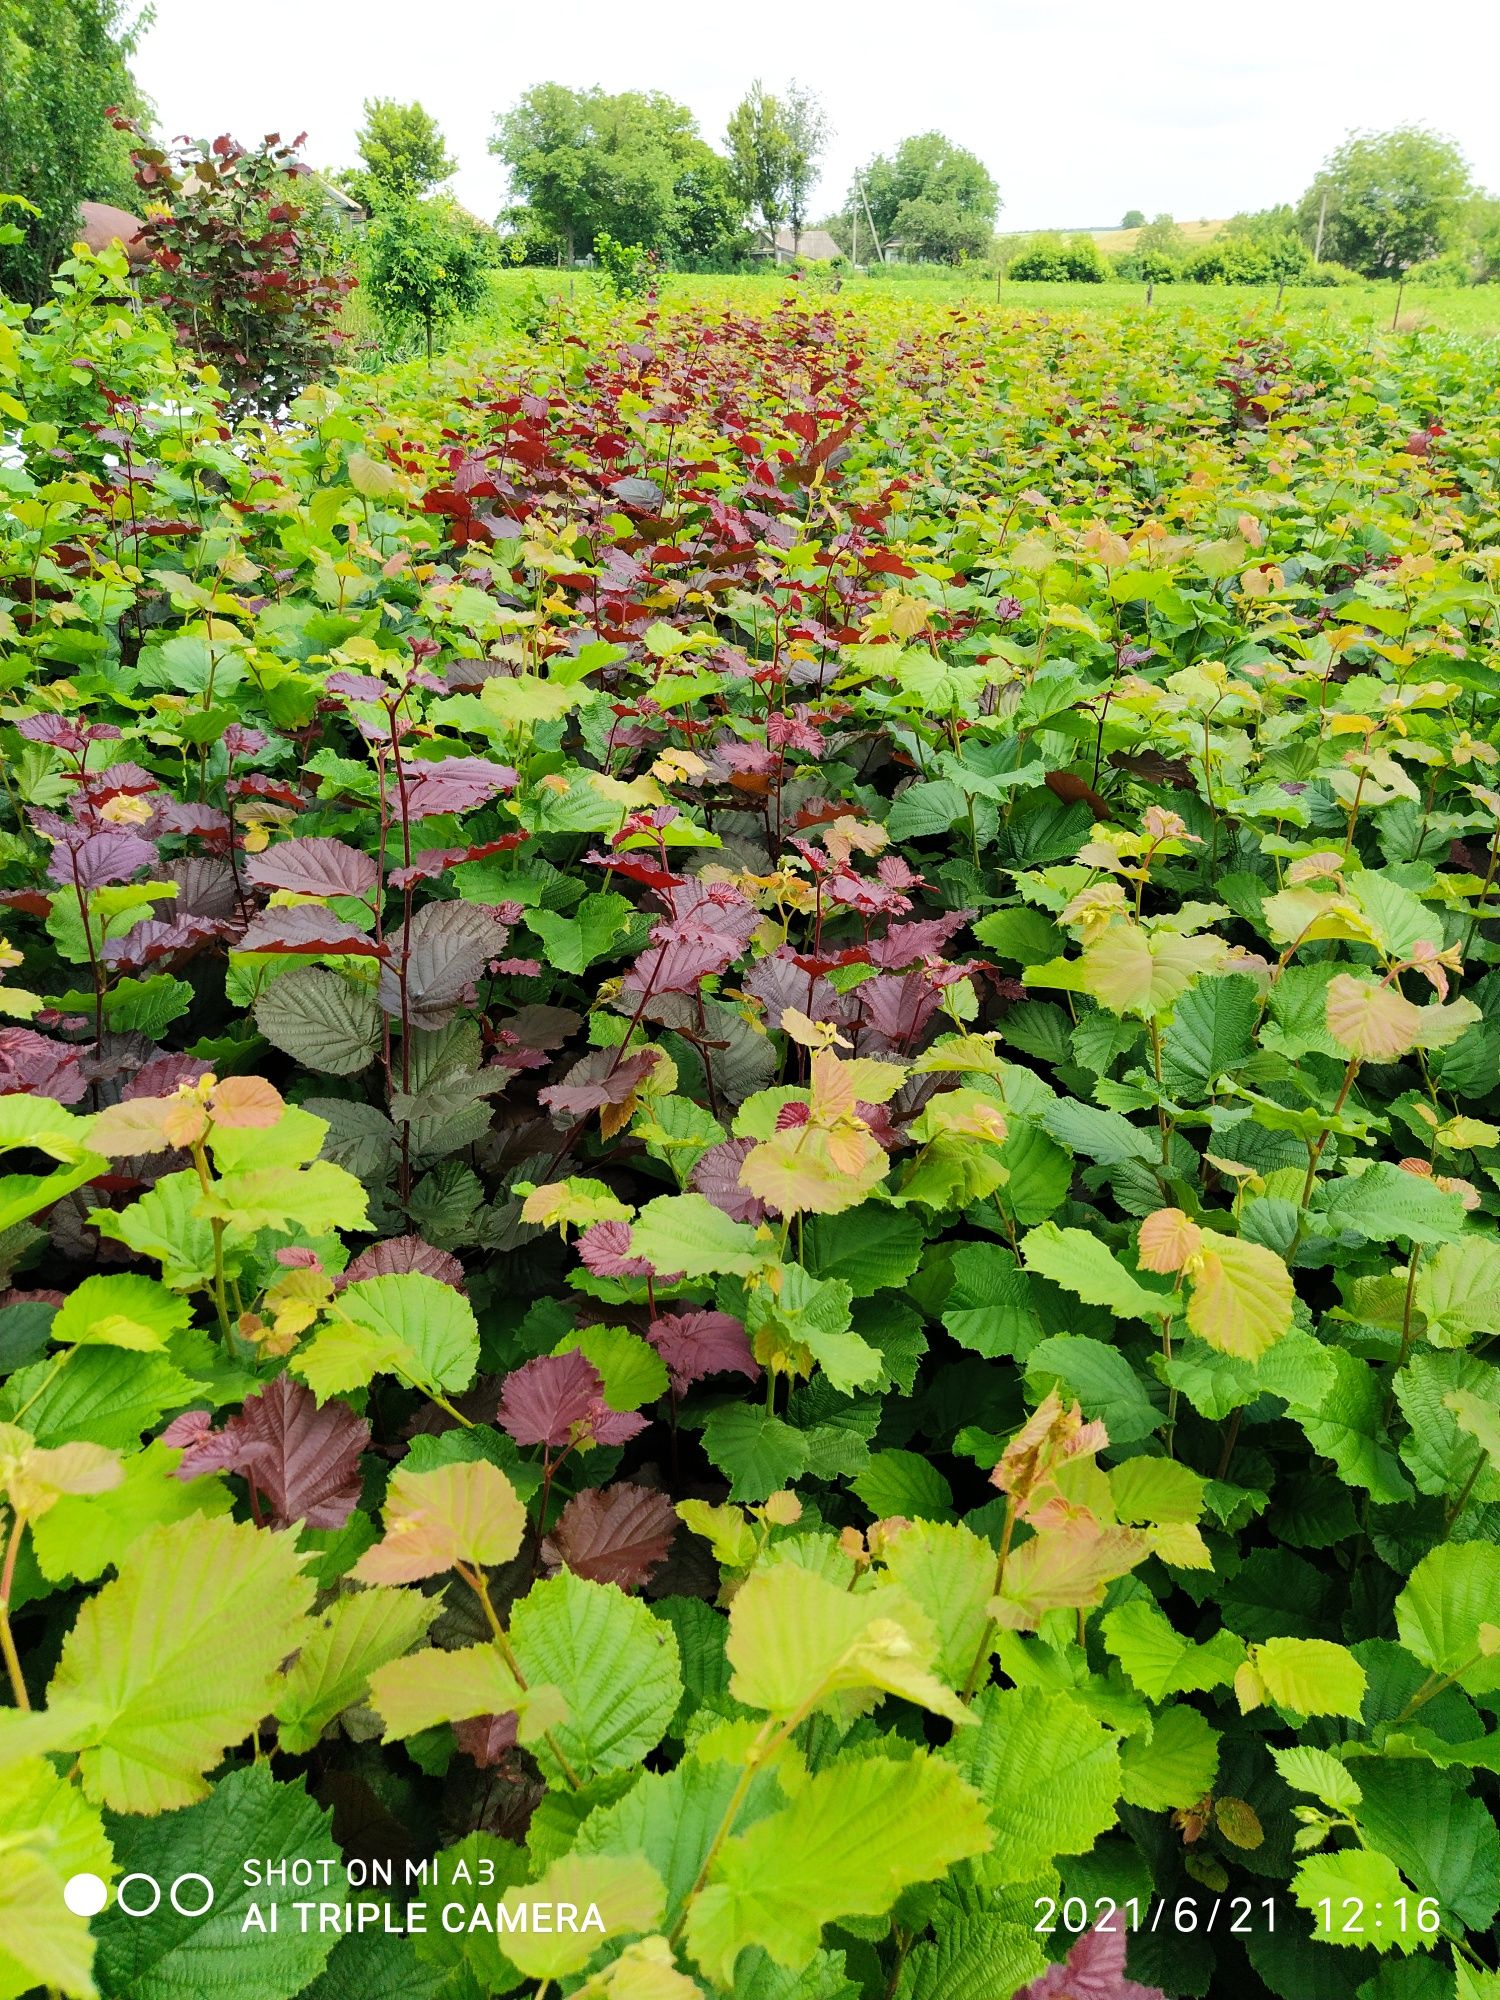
[
  {"x1": 0, "y1": 1514, "x2": 31, "y2": 1710},
  {"x1": 960, "y1": 1496, "x2": 1018, "y2": 1702},
  {"x1": 460, "y1": 1563, "x2": 581, "y2": 1791}
]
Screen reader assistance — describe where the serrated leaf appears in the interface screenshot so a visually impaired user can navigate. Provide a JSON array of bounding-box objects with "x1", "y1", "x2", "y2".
[
  {"x1": 49, "y1": 1514, "x2": 314, "y2": 1812},
  {"x1": 510, "y1": 1571, "x2": 682, "y2": 1783},
  {"x1": 1294, "y1": 1849, "x2": 1420, "y2": 1951},
  {"x1": 277, "y1": 1586, "x2": 441, "y2": 1752},
  {"x1": 1119, "y1": 1702, "x2": 1219, "y2": 1810},
  {"x1": 685, "y1": 1754, "x2": 990, "y2": 1987},
  {"x1": 1253, "y1": 1637, "x2": 1367, "y2": 1718},
  {"x1": 1021, "y1": 1222, "x2": 1173, "y2": 1322},
  {"x1": 945, "y1": 1684, "x2": 1121, "y2": 1877}
]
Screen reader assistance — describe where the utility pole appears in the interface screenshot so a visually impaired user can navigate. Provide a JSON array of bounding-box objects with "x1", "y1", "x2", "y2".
[
  {"x1": 851, "y1": 202, "x2": 858, "y2": 268},
  {"x1": 1313, "y1": 187, "x2": 1328, "y2": 264},
  {"x1": 855, "y1": 171, "x2": 883, "y2": 265}
]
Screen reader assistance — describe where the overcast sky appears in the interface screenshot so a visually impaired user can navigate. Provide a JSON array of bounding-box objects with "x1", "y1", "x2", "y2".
[{"x1": 133, "y1": 0, "x2": 1500, "y2": 231}]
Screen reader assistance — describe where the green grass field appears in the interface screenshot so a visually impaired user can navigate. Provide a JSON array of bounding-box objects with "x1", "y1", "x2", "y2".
[{"x1": 468, "y1": 265, "x2": 1500, "y2": 345}]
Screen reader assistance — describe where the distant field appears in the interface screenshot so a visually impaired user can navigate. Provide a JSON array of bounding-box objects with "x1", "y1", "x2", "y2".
[
  {"x1": 1081, "y1": 218, "x2": 1227, "y2": 254},
  {"x1": 471, "y1": 266, "x2": 1500, "y2": 343}
]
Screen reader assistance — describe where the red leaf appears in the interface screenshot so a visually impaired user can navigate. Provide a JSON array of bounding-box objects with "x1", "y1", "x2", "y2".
[
  {"x1": 496, "y1": 1351, "x2": 648, "y2": 1450},
  {"x1": 239, "y1": 906, "x2": 386, "y2": 957},
  {"x1": 400, "y1": 756, "x2": 517, "y2": 818},
  {"x1": 342, "y1": 1234, "x2": 464, "y2": 1289},
  {"x1": 646, "y1": 1310, "x2": 759, "y2": 1393},
  {"x1": 453, "y1": 1711, "x2": 518, "y2": 1766},
  {"x1": 47, "y1": 830, "x2": 156, "y2": 891},
  {"x1": 245, "y1": 836, "x2": 378, "y2": 899},
  {"x1": 0, "y1": 1029, "x2": 87, "y2": 1105},
  {"x1": 165, "y1": 1377, "x2": 370, "y2": 1529},
  {"x1": 538, "y1": 1048, "x2": 657, "y2": 1119},
  {"x1": 540, "y1": 1482, "x2": 677, "y2": 1589}
]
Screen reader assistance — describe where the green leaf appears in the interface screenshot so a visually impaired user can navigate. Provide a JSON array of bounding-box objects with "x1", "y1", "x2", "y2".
[
  {"x1": 48, "y1": 1513, "x2": 315, "y2": 1811},
  {"x1": 304, "y1": 1272, "x2": 480, "y2": 1396},
  {"x1": 1294, "y1": 1848, "x2": 1420, "y2": 1952},
  {"x1": 940, "y1": 1242, "x2": 1042, "y2": 1360},
  {"x1": 895, "y1": 1916, "x2": 1047, "y2": 2000},
  {"x1": 946, "y1": 1685, "x2": 1121, "y2": 1878},
  {"x1": 851, "y1": 1450, "x2": 954, "y2": 1523},
  {"x1": 255, "y1": 965, "x2": 382, "y2": 1075},
  {"x1": 0, "y1": 1094, "x2": 106, "y2": 1236},
  {"x1": 1271, "y1": 1744, "x2": 1363, "y2": 1812},
  {"x1": 1415, "y1": 1240, "x2": 1500, "y2": 1346},
  {"x1": 685, "y1": 1754, "x2": 991, "y2": 1987},
  {"x1": 1021, "y1": 1222, "x2": 1174, "y2": 1323},
  {"x1": 801, "y1": 1207, "x2": 925, "y2": 1296},
  {"x1": 510, "y1": 1571, "x2": 682, "y2": 1783},
  {"x1": 630, "y1": 1192, "x2": 766, "y2": 1278},
  {"x1": 48, "y1": 1273, "x2": 190, "y2": 1352},
  {"x1": 699, "y1": 1407, "x2": 808, "y2": 1502},
  {"x1": 1161, "y1": 973, "x2": 1258, "y2": 1094},
  {"x1": 0, "y1": 1755, "x2": 110, "y2": 2000},
  {"x1": 353, "y1": 1459, "x2": 528, "y2": 1584},
  {"x1": 1119, "y1": 1702, "x2": 1219, "y2": 1810},
  {"x1": 1288, "y1": 1346, "x2": 1412, "y2": 1504},
  {"x1": 1101, "y1": 1598, "x2": 1246, "y2": 1701},
  {"x1": 556, "y1": 1323, "x2": 669, "y2": 1410},
  {"x1": 1355, "y1": 1760, "x2": 1500, "y2": 1932},
  {"x1": 877, "y1": 1518, "x2": 995, "y2": 1689},
  {"x1": 1395, "y1": 1544, "x2": 1500, "y2": 1696},
  {"x1": 30, "y1": 1440, "x2": 233, "y2": 1584},
  {"x1": 0, "y1": 1347, "x2": 198, "y2": 1451},
  {"x1": 1254, "y1": 1637, "x2": 1367, "y2": 1718},
  {"x1": 92, "y1": 1766, "x2": 339, "y2": 1999},
  {"x1": 1322, "y1": 1164, "x2": 1469, "y2": 1246},
  {"x1": 725, "y1": 1560, "x2": 970, "y2": 1724},
  {"x1": 527, "y1": 892, "x2": 634, "y2": 974},
  {"x1": 1025, "y1": 1334, "x2": 1163, "y2": 1445},
  {"x1": 368, "y1": 1641, "x2": 539, "y2": 1739},
  {"x1": 276, "y1": 1585, "x2": 440, "y2": 1753}
]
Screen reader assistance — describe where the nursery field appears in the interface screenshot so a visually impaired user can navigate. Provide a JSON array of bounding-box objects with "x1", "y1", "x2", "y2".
[{"x1": 7, "y1": 261, "x2": 1500, "y2": 2000}]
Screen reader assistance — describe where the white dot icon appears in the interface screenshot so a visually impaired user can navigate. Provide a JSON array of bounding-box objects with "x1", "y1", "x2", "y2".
[{"x1": 63, "y1": 1874, "x2": 109, "y2": 1917}]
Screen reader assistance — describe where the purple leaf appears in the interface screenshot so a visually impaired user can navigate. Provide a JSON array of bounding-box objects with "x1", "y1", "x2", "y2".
[
  {"x1": 378, "y1": 900, "x2": 508, "y2": 1027},
  {"x1": 689, "y1": 1138, "x2": 769, "y2": 1224},
  {"x1": 165, "y1": 1377, "x2": 370, "y2": 1529},
  {"x1": 496, "y1": 1351, "x2": 648, "y2": 1450},
  {"x1": 1012, "y1": 1916, "x2": 1167, "y2": 2000},
  {"x1": 400, "y1": 756, "x2": 517, "y2": 818},
  {"x1": 47, "y1": 830, "x2": 156, "y2": 891},
  {"x1": 646, "y1": 1310, "x2": 759, "y2": 1393},
  {"x1": 538, "y1": 1048, "x2": 657, "y2": 1119},
  {"x1": 540, "y1": 1481, "x2": 677, "y2": 1588},
  {"x1": 342, "y1": 1234, "x2": 464, "y2": 1289},
  {"x1": 576, "y1": 1220, "x2": 653, "y2": 1278},
  {"x1": 0, "y1": 1028, "x2": 87, "y2": 1105},
  {"x1": 239, "y1": 906, "x2": 387, "y2": 957},
  {"x1": 245, "y1": 836, "x2": 379, "y2": 899}
]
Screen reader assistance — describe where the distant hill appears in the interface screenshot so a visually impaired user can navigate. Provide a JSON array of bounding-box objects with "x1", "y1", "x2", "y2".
[{"x1": 1011, "y1": 220, "x2": 1228, "y2": 253}]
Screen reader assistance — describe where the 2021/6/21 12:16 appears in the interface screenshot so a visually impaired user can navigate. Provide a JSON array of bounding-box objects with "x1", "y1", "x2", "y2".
[{"x1": 1315, "y1": 1897, "x2": 1444, "y2": 1939}]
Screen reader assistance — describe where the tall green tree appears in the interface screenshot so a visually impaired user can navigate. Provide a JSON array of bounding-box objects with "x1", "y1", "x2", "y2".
[
  {"x1": 353, "y1": 99, "x2": 455, "y2": 208},
  {"x1": 852, "y1": 131, "x2": 998, "y2": 263},
  {"x1": 1298, "y1": 127, "x2": 1473, "y2": 277},
  {"x1": 781, "y1": 84, "x2": 829, "y2": 252},
  {"x1": 492, "y1": 84, "x2": 737, "y2": 264},
  {"x1": 0, "y1": 0, "x2": 144, "y2": 301},
  {"x1": 365, "y1": 195, "x2": 488, "y2": 360},
  {"x1": 725, "y1": 82, "x2": 797, "y2": 242}
]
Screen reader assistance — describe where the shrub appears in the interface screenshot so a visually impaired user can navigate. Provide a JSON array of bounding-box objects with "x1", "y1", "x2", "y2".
[
  {"x1": 364, "y1": 194, "x2": 489, "y2": 358},
  {"x1": 113, "y1": 118, "x2": 352, "y2": 413},
  {"x1": 1008, "y1": 232, "x2": 1108, "y2": 281}
]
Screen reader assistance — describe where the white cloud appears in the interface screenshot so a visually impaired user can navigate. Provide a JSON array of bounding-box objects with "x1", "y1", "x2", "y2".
[{"x1": 134, "y1": 0, "x2": 1500, "y2": 231}]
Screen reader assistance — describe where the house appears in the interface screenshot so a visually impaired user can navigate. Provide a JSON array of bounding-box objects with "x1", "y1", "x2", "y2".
[
  {"x1": 286, "y1": 164, "x2": 367, "y2": 231},
  {"x1": 751, "y1": 226, "x2": 845, "y2": 265},
  {"x1": 76, "y1": 201, "x2": 151, "y2": 266}
]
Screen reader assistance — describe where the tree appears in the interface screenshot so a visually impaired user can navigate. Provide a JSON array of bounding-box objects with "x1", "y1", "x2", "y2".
[
  {"x1": 852, "y1": 131, "x2": 999, "y2": 264},
  {"x1": 492, "y1": 84, "x2": 737, "y2": 264},
  {"x1": 353, "y1": 98, "x2": 455, "y2": 208},
  {"x1": 1121, "y1": 208, "x2": 1145, "y2": 229},
  {"x1": 1136, "y1": 212, "x2": 1184, "y2": 258},
  {"x1": 725, "y1": 82, "x2": 796, "y2": 242},
  {"x1": 1297, "y1": 127, "x2": 1473, "y2": 279},
  {"x1": 365, "y1": 195, "x2": 488, "y2": 360},
  {"x1": 781, "y1": 83, "x2": 829, "y2": 253},
  {"x1": 0, "y1": 0, "x2": 144, "y2": 302}
]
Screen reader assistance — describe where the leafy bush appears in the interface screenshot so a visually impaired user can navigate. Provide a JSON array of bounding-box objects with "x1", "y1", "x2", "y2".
[
  {"x1": 594, "y1": 230, "x2": 663, "y2": 300},
  {"x1": 1008, "y1": 232, "x2": 1108, "y2": 281},
  {"x1": 4, "y1": 263, "x2": 1500, "y2": 2000},
  {"x1": 113, "y1": 119, "x2": 352, "y2": 413},
  {"x1": 364, "y1": 194, "x2": 490, "y2": 358}
]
